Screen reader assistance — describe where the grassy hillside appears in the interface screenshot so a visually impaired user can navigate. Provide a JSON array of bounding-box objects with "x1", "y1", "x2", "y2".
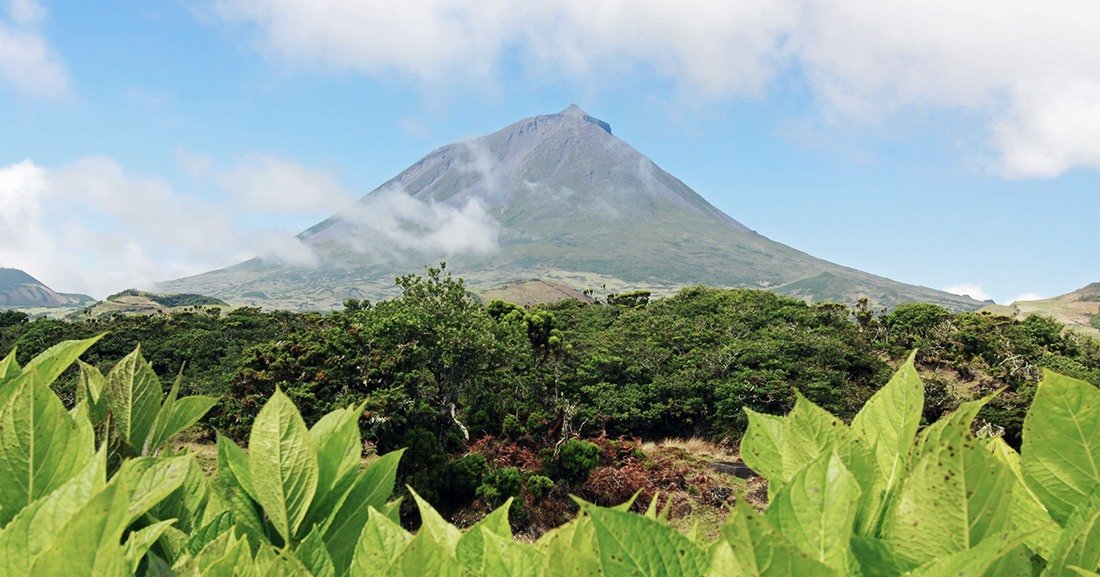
[{"x1": 982, "y1": 282, "x2": 1100, "y2": 337}]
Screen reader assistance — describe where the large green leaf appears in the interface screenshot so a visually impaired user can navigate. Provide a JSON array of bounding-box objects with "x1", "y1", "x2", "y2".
[
  {"x1": 539, "y1": 513, "x2": 600, "y2": 577},
  {"x1": 323, "y1": 449, "x2": 404, "y2": 577},
  {"x1": 766, "y1": 453, "x2": 861, "y2": 573},
  {"x1": 851, "y1": 351, "x2": 924, "y2": 534},
  {"x1": 0, "y1": 445, "x2": 104, "y2": 574},
  {"x1": 1022, "y1": 371, "x2": 1100, "y2": 524},
  {"x1": 0, "y1": 369, "x2": 95, "y2": 524},
  {"x1": 349, "y1": 508, "x2": 411, "y2": 577},
  {"x1": 0, "y1": 349, "x2": 19, "y2": 384},
  {"x1": 295, "y1": 527, "x2": 336, "y2": 577},
  {"x1": 989, "y1": 437, "x2": 1062, "y2": 558},
  {"x1": 913, "y1": 393, "x2": 996, "y2": 459},
  {"x1": 588, "y1": 505, "x2": 708, "y2": 577},
  {"x1": 309, "y1": 405, "x2": 362, "y2": 498},
  {"x1": 883, "y1": 434, "x2": 1014, "y2": 566},
  {"x1": 740, "y1": 408, "x2": 786, "y2": 485},
  {"x1": 119, "y1": 455, "x2": 191, "y2": 524},
  {"x1": 106, "y1": 346, "x2": 165, "y2": 451},
  {"x1": 478, "y1": 530, "x2": 546, "y2": 576},
  {"x1": 718, "y1": 500, "x2": 836, "y2": 577},
  {"x1": 20, "y1": 335, "x2": 103, "y2": 389},
  {"x1": 76, "y1": 360, "x2": 109, "y2": 426},
  {"x1": 903, "y1": 530, "x2": 1027, "y2": 577},
  {"x1": 1042, "y1": 491, "x2": 1100, "y2": 577},
  {"x1": 456, "y1": 498, "x2": 514, "y2": 572},
  {"x1": 249, "y1": 387, "x2": 319, "y2": 544},
  {"x1": 30, "y1": 475, "x2": 131, "y2": 576},
  {"x1": 216, "y1": 433, "x2": 257, "y2": 501},
  {"x1": 409, "y1": 487, "x2": 461, "y2": 553},
  {"x1": 145, "y1": 375, "x2": 217, "y2": 455}
]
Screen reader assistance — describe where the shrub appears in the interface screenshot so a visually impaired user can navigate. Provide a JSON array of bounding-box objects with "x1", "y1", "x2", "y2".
[
  {"x1": 556, "y1": 439, "x2": 601, "y2": 484},
  {"x1": 526, "y1": 474, "x2": 555, "y2": 500}
]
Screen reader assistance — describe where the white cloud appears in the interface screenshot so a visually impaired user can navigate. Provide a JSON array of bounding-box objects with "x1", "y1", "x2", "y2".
[
  {"x1": 330, "y1": 185, "x2": 498, "y2": 259},
  {"x1": 0, "y1": 0, "x2": 68, "y2": 96},
  {"x1": 1007, "y1": 292, "x2": 1045, "y2": 305},
  {"x1": 0, "y1": 157, "x2": 324, "y2": 298},
  {"x1": 207, "y1": 0, "x2": 1100, "y2": 178},
  {"x1": 0, "y1": 154, "x2": 501, "y2": 298},
  {"x1": 944, "y1": 283, "x2": 991, "y2": 302},
  {"x1": 215, "y1": 153, "x2": 355, "y2": 215}
]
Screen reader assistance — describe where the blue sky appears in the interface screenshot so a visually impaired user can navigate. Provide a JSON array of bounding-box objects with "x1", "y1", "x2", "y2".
[{"x1": 0, "y1": 1, "x2": 1097, "y2": 301}]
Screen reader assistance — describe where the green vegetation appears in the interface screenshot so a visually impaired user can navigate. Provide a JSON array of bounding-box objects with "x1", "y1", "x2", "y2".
[
  {"x1": 2, "y1": 266, "x2": 1098, "y2": 530},
  {"x1": 108, "y1": 289, "x2": 229, "y2": 308},
  {"x1": 1, "y1": 340, "x2": 1097, "y2": 575}
]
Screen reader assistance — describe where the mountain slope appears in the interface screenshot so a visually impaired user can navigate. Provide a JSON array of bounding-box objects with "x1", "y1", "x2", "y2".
[
  {"x1": 983, "y1": 283, "x2": 1100, "y2": 337},
  {"x1": 0, "y1": 268, "x2": 94, "y2": 308},
  {"x1": 161, "y1": 105, "x2": 982, "y2": 311}
]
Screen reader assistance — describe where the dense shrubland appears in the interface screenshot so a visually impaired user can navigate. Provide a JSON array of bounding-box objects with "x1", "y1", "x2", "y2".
[
  {"x1": 1, "y1": 339, "x2": 1097, "y2": 575},
  {"x1": 1, "y1": 265, "x2": 1098, "y2": 528}
]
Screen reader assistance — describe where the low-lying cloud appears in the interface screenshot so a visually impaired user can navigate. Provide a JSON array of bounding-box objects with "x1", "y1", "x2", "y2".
[
  {"x1": 0, "y1": 153, "x2": 502, "y2": 298},
  {"x1": 208, "y1": 0, "x2": 1100, "y2": 179},
  {"x1": 321, "y1": 185, "x2": 499, "y2": 260}
]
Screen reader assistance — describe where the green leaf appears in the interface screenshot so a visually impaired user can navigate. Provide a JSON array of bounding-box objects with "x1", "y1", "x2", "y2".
[
  {"x1": 989, "y1": 437, "x2": 1062, "y2": 558},
  {"x1": 76, "y1": 360, "x2": 109, "y2": 426},
  {"x1": 145, "y1": 374, "x2": 217, "y2": 455},
  {"x1": 850, "y1": 536, "x2": 906, "y2": 577},
  {"x1": 106, "y1": 346, "x2": 164, "y2": 452},
  {"x1": 409, "y1": 486, "x2": 461, "y2": 553},
  {"x1": 538, "y1": 514, "x2": 600, "y2": 577},
  {"x1": 149, "y1": 451, "x2": 210, "y2": 533},
  {"x1": 0, "y1": 445, "x2": 104, "y2": 575},
  {"x1": 588, "y1": 504, "x2": 709, "y2": 577},
  {"x1": 851, "y1": 351, "x2": 924, "y2": 534},
  {"x1": 323, "y1": 449, "x2": 404, "y2": 577},
  {"x1": 119, "y1": 455, "x2": 191, "y2": 525},
  {"x1": 718, "y1": 500, "x2": 836, "y2": 577},
  {"x1": 349, "y1": 508, "x2": 411, "y2": 577},
  {"x1": 249, "y1": 387, "x2": 319, "y2": 544},
  {"x1": 0, "y1": 369, "x2": 95, "y2": 524},
  {"x1": 1042, "y1": 491, "x2": 1100, "y2": 577},
  {"x1": 456, "y1": 498, "x2": 514, "y2": 572},
  {"x1": 309, "y1": 405, "x2": 362, "y2": 498},
  {"x1": 124, "y1": 519, "x2": 176, "y2": 573},
  {"x1": 295, "y1": 527, "x2": 336, "y2": 577},
  {"x1": 766, "y1": 453, "x2": 861, "y2": 573},
  {"x1": 740, "y1": 408, "x2": 786, "y2": 485},
  {"x1": 30, "y1": 475, "x2": 131, "y2": 576},
  {"x1": 0, "y1": 348, "x2": 19, "y2": 384},
  {"x1": 188, "y1": 511, "x2": 236, "y2": 556},
  {"x1": 20, "y1": 335, "x2": 103, "y2": 388},
  {"x1": 914, "y1": 393, "x2": 996, "y2": 459},
  {"x1": 1022, "y1": 370, "x2": 1100, "y2": 524},
  {"x1": 882, "y1": 434, "x2": 1014, "y2": 566},
  {"x1": 478, "y1": 530, "x2": 546, "y2": 576},
  {"x1": 217, "y1": 433, "x2": 257, "y2": 501},
  {"x1": 902, "y1": 530, "x2": 1027, "y2": 577}
]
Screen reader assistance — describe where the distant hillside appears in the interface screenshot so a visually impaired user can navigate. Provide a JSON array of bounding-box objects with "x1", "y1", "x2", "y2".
[
  {"x1": 982, "y1": 282, "x2": 1100, "y2": 338},
  {"x1": 76, "y1": 289, "x2": 229, "y2": 319},
  {"x1": 0, "y1": 268, "x2": 94, "y2": 309},
  {"x1": 475, "y1": 279, "x2": 594, "y2": 307},
  {"x1": 162, "y1": 105, "x2": 983, "y2": 312}
]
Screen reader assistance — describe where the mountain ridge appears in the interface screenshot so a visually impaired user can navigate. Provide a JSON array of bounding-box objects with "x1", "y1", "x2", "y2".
[
  {"x1": 0, "y1": 268, "x2": 95, "y2": 309},
  {"x1": 160, "y1": 106, "x2": 982, "y2": 312}
]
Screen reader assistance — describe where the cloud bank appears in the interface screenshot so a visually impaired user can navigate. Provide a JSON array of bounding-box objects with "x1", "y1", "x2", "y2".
[
  {"x1": 0, "y1": 152, "x2": 503, "y2": 298},
  {"x1": 209, "y1": 0, "x2": 1100, "y2": 178},
  {"x1": 0, "y1": 0, "x2": 68, "y2": 96}
]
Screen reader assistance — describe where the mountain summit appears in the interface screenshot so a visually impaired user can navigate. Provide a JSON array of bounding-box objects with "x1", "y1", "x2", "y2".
[
  {"x1": 161, "y1": 107, "x2": 982, "y2": 311},
  {"x1": 0, "y1": 268, "x2": 94, "y2": 309}
]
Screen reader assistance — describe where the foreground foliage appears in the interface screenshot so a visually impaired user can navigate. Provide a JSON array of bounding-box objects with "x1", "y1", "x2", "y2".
[{"x1": 0, "y1": 339, "x2": 1097, "y2": 575}]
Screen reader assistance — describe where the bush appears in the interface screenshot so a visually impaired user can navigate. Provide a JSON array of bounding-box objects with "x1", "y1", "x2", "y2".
[
  {"x1": 501, "y1": 414, "x2": 525, "y2": 439},
  {"x1": 526, "y1": 474, "x2": 555, "y2": 500},
  {"x1": 556, "y1": 439, "x2": 601, "y2": 484}
]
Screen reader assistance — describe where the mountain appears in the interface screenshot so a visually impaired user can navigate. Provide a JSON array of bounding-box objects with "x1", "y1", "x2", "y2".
[
  {"x1": 161, "y1": 105, "x2": 982, "y2": 311},
  {"x1": 983, "y1": 283, "x2": 1100, "y2": 338},
  {"x1": 0, "y1": 268, "x2": 94, "y2": 309}
]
